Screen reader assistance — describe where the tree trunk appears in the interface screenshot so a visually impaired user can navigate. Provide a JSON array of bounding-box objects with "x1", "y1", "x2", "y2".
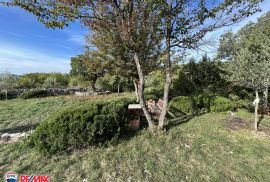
[
  {"x1": 158, "y1": 15, "x2": 172, "y2": 129},
  {"x1": 90, "y1": 82, "x2": 96, "y2": 93},
  {"x1": 117, "y1": 82, "x2": 120, "y2": 96},
  {"x1": 264, "y1": 86, "x2": 268, "y2": 108},
  {"x1": 4, "y1": 89, "x2": 7, "y2": 100},
  {"x1": 254, "y1": 91, "x2": 259, "y2": 131},
  {"x1": 133, "y1": 80, "x2": 139, "y2": 103},
  {"x1": 134, "y1": 53, "x2": 155, "y2": 129}
]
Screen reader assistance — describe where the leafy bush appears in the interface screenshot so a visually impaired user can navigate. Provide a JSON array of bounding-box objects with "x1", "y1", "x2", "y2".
[
  {"x1": 0, "y1": 91, "x2": 18, "y2": 100},
  {"x1": 228, "y1": 94, "x2": 249, "y2": 109},
  {"x1": 19, "y1": 90, "x2": 50, "y2": 99},
  {"x1": 169, "y1": 96, "x2": 197, "y2": 114},
  {"x1": 172, "y1": 71, "x2": 195, "y2": 96},
  {"x1": 0, "y1": 92, "x2": 7, "y2": 100},
  {"x1": 210, "y1": 96, "x2": 235, "y2": 112},
  {"x1": 29, "y1": 97, "x2": 134, "y2": 154},
  {"x1": 144, "y1": 87, "x2": 163, "y2": 101},
  {"x1": 192, "y1": 93, "x2": 214, "y2": 112},
  {"x1": 170, "y1": 95, "x2": 235, "y2": 114}
]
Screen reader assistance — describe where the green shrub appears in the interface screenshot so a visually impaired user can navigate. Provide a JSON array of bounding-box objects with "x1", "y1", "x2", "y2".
[
  {"x1": 20, "y1": 90, "x2": 50, "y2": 99},
  {"x1": 192, "y1": 93, "x2": 214, "y2": 112},
  {"x1": 29, "y1": 97, "x2": 133, "y2": 154},
  {"x1": 210, "y1": 96, "x2": 235, "y2": 112},
  {"x1": 0, "y1": 92, "x2": 7, "y2": 100},
  {"x1": 170, "y1": 95, "x2": 235, "y2": 114},
  {"x1": 144, "y1": 94, "x2": 158, "y2": 101},
  {"x1": 144, "y1": 87, "x2": 163, "y2": 101},
  {"x1": 0, "y1": 91, "x2": 18, "y2": 100},
  {"x1": 169, "y1": 96, "x2": 197, "y2": 114}
]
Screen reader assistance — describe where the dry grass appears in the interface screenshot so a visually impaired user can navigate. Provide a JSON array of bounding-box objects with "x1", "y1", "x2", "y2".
[
  {"x1": 0, "y1": 93, "x2": 134, "y2": 133},
  {"x1": 1, "y1": 107, "x2": 270, "y2": 181}
]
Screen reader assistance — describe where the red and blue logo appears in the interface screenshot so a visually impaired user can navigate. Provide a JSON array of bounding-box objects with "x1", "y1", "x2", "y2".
[
  {"x1": 20, "y1": 175, "x2": 49, "y2": 182},
  {"x1": 5, "y1": 172, "x2": 18, "y2": 182},
  {"x1": 4, "y1": 172, "x2": 49, "y2": 182}
]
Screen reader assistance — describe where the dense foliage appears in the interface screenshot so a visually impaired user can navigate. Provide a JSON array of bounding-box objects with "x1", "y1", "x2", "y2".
[
  {"x1": 169, "y1": 96, "x2": 196, "y2": 115},
  {"x1": 210, "y1": 96, "x2": 236, "y2": 112},
  {"x1": 19, "y1": 90, "x2": 51, "y2": 99},
  {"x1": 169, "y1": 95, "x2": 235, "y2": 114},
  {"x1": 173, "y1": 56, "x2": 227, "y2": 96},
  {"x1": 29, "y1": 97, "x2": 134, "y2": 154},
  {"x1": 70, "y1": 54, "x2": 108, "y2": 91}
]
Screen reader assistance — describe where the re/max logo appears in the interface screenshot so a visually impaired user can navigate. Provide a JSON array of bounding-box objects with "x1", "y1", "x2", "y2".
[{"x1": 20, "y1": 175, "x2": 49, "y2": 182}]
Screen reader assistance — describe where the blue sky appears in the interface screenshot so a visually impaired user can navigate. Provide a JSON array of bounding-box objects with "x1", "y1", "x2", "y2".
[
  {"x1": 0, "y1": 5, "x2": 88, "y2": 74},
  {"x1": 0, "y1": 1, "x2": 269, "y2": 74},
  {"x1": 188, "y1": 0, "x2": 270, "y2": 59}
]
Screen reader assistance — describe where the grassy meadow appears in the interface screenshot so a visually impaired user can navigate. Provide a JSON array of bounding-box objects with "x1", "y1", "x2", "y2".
[
  {"x1": 0, "y1": 94, "x2": 132, "y2": 133},
  {"x1": 1, "y1": 96, "x2": 270, "y2": 181}
]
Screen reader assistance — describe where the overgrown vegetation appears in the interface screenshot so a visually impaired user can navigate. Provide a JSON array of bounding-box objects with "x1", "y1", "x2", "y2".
[
  {"x1": 169, "y1": 95, "x2": 235, "y2": 114},
  {"x1": 19, "y1": 90, "x2": 51, "y2": 99},
  {"x1": 210, "y1": 96, "x2": 236, "y2": 112}
]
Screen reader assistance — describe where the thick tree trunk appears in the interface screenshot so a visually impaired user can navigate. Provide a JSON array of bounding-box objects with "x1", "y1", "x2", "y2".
[
  {"x1": 254, "y1": 91, "x2": 259, "y2": 131},
  {"x1": 158, "y1": 55, "x2": 171, "y2": 128},
  {"x1": 134, "y1": 53, "x2": 155, "y2": 129},
  {"x1": 133, "y1": 80, "x2": 139, "y2": 103},
  {"x1": 158, "y1": 19, "x2": 172, "y2": 129}
]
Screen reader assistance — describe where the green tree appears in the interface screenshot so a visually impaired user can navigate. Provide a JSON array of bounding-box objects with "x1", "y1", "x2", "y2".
[
  {"x1": 87, "y1": 29, "x2": 161, "y2": 101},
  {"x1": 219, "y1": 12, "x2": 270, "y2": 108},
  {"x1": 156, "y1": 0, "x2": 261, "y2": 128},
  {"x1": 0, "y1": 70, "x2": 18, "y2": 100},
  {"x1": 70, "y1": 54, "x2": 107, "y2": 92},
  {"x1": 216, "y1": 31, "x2": 237, "y2": 60},
  {"x1": 223, "y1": 47, "x2": 270, "y2": 131},
  {"x1": 4, "y1": 0, "x2": 262, "y2": 130},
  {"x1": 42, "y1": 73, "x2": 69, "y2": 89}
]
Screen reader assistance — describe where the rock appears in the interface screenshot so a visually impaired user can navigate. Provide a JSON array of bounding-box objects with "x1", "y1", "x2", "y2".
[{"x1": 0, "y1": 132, "x2": 29, "y2": 143}]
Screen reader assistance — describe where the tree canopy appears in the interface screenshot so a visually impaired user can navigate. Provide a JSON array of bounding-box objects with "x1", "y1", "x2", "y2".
[
  {"x1": 70, "y1": 54, "x2": 107, "y2": 91},
  {"x1": 2, "y1": 0, "x2": 263, "y2": 130}
]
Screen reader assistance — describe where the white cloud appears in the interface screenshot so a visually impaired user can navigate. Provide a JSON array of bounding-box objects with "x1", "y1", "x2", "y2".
[
  {"x1": 0, "y1": 43, "x2": 71, "y2": 74},
  {"x1": 0, "y1": 29, "x2": 25, "y2": 37},
  {"x1": 68, "y1": 33, "x2": 85, "y2": 45},
  {"x1": 54, "y1": 43, "x2": 73, "y2": 50},
  {"x1": 0, "y1": 6, "x2": 36, "y2": 23},
  {"x1": 63, "y1": 29, "x2": 87, "y2": 46}
]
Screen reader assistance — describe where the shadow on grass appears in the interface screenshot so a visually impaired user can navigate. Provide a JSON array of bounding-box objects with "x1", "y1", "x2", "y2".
[
  {"x1": 165, "y1": 112, "x2": 206, "y2": 131},
  {"x1": 258, "y1": 113, "x2": 264, "y2": 126},
  {"x1": 0, "y1": 124, "x2": 39, "y2": 134}
]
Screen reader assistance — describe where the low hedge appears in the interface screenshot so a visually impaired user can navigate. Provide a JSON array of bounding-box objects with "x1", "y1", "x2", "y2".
[
  {"x1": 29, "y1": 97, "x2": 134, "y2": 154},
  {"x1": 169, "y1": 96, "x2": 197, "y2": 115},
  {"x1": 193, "y1": 93, "x2": 213, "y2": 112},
  {"x1": 0, "y1": 92, "x2": 7, "y2": 100},
  {"x1": 210, "y1": 96, "x2": 236, "y2": 112},
  {"x1": 20, "y1": 90, "x2": 50, "y2": 99},
  {"x1": 0, "y1": 91, "x2": 18, "y2": 100},
  {"x1": 169, "y1": 95, "x2": 235, "y2": 114}
]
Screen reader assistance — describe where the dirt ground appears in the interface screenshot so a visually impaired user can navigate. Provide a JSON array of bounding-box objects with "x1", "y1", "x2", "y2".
[{"x1": 224, "y1": 116, "x2": 270, "y2": 136}]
